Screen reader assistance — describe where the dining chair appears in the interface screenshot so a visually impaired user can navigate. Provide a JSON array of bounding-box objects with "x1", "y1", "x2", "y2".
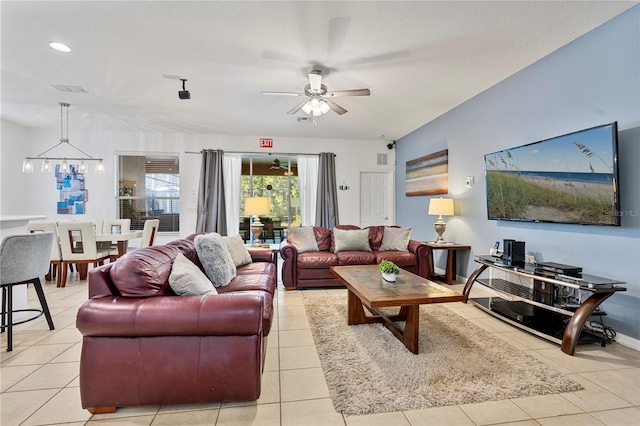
[
  {"x1": 109, "y1": 219, "x2": 159, "y2": 261},
  {"x1": 102, "y1": 219, "x2": 131, "y2": 235},
  {"x1": 57, "y1": 221, "x2": 110, "y2": 287},
  {"x1": 1, "y1": 233, "x2": 55, "y2": 351},
  {"x1": 26, "y1": 221, "x2": 63, "y2": 287}
]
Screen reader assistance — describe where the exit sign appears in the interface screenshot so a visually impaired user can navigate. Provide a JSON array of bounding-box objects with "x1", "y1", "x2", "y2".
[{"x1": 260, "y1": 138, "x2": 273, "y2": 148}]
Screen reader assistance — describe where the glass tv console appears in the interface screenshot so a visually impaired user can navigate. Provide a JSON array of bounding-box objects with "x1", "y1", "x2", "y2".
[{"x1": 463, "y1": 255, "x2": 626, "y2": 355}]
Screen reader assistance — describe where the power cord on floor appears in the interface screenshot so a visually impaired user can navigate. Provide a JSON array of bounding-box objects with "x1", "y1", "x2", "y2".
[{"x1": 585, "y1": 317, "x2": 617, "y2": 345}]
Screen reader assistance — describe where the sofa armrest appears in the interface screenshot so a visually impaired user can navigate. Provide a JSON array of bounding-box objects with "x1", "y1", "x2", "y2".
[
  {"x1": 77, "y1": 292, "x2": 264, "y2": 337},
  {"x1": 88, "y1": 263, "x2": 120, "y2": 298},
  {"x1": 408, "y1": 239, "x2": 429, "y2": 278},
  {"x1": 279, "y1": 240, "x2": 298, "y2": 290},
  {"x1": 247, "y1": 248, "x2": 275, "y2": 263}
]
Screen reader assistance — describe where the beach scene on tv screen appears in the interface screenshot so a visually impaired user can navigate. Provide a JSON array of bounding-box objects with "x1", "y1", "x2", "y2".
[{"x1": 485, "y1": 124, "x2": 617, "y2": 225}]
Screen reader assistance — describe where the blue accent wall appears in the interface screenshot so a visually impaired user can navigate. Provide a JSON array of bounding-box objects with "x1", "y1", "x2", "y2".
[{"x1": 396, "y1": 6, "x2": 640, "y2": 339}]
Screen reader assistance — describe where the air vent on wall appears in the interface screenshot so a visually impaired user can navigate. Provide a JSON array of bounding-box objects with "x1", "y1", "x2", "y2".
[
  {"x1": 377, "y1": 153, "x2": 388, "y2": 165},
  {"x1": 51, "y1": 85, "x2": 89, "y2": 93}
]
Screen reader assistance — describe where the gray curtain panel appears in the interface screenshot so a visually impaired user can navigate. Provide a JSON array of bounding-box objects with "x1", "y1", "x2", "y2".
[
  {"x1": 195, "y1": 149, "x2": 227, "y2": 234},
  {"x1": 315, "y1": 152, "x2": 339, "y2": 228}
]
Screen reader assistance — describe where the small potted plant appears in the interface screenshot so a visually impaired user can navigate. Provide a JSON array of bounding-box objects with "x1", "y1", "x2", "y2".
[{"x1": 378, "y1": 260, "x2": 400, "y2": 282}]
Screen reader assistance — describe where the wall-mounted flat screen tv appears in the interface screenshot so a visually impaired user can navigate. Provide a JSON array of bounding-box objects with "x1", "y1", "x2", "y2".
[{"x1": 484, "y1": 122, "x2": 620, "y2": 226}]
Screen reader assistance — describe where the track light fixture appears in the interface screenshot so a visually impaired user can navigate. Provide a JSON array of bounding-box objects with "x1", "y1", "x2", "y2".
[{"x1": 178, "y1": 78, "x2": 191, "y2": 100}]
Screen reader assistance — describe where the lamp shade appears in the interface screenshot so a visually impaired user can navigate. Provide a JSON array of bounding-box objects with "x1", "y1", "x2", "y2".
[
  {"x1": 428, "y1": 198, "x2": 454, "y2": 216},
  {"x1": 244, "y1": 197, "x2": 271, "y2": 216}
]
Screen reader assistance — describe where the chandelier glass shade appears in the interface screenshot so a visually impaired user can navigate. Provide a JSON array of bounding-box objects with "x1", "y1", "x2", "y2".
[{"x1": 22, "y1": 102, "x2": 104, "y2": 174}]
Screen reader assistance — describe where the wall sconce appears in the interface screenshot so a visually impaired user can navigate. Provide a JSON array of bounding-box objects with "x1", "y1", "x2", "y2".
[{"x1": 338, "y1": 180, "x2": 349, "y2": 191}]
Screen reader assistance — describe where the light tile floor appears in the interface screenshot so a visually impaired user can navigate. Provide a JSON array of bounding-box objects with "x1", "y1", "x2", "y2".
[{"x1": 1, "y1": 273, "x2": 638, "y2": 426}]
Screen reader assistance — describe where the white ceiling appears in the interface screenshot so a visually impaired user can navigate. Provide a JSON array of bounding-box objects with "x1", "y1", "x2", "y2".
[{"x1": 1, "y1": 1, "x2": 635, "y2": 141}]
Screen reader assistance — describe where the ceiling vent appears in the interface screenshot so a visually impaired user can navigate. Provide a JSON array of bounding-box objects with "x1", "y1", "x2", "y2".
[
  {"x1": 51, "y1": 85, "x2": 89, "y2": 93},
  {"x1": 377, "y1": 153, "x2": 388, "y2": 165}
]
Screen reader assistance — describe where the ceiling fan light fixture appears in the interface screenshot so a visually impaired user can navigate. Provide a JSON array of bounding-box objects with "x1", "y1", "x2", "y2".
[
  {"x1": 301, "y1": 101, "x2": 313, "y2": 115},
  {"x1": 320, "y1": 100, "x2": 330, "y2": 115}
]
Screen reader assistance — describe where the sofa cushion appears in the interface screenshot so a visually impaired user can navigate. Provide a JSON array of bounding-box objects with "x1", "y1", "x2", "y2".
[
  {"x1": 167, "y1": 237, "x2": 203, "y2": 270},
  {"x1": 333, "y1": 228, "x2": 372, "y2": 252},
  {"x1": 330, "y1": 225, "x2": 361, "y2": 252},
  {"x1": 336, "y1": 251, "x2": 377, "y2": 266},
  {"x1": 288, "y1": 226, "x2": 319, "y2": 253},
  {"x1": 379, "y1": 227, "x2": 412, "y2": 252},
  {"x1": 169, "y1": 252, "x2": 218, "y2": 296},
  {"x1": 375, "y1": 251, "x2": 418, "y2": 267},
  {"x1": 110, "y1": 245, "x2": 179, "y2": 297},
  {"x1": 235, "y1": 262, "x2": 275, "y2": 277},
  {"x1": 223, "y1": 234, "x2": 252, "y2": 267},
  {"x1": 194, "y1": 233, "x2": 237, "y2": 287},
  {"x1": 297, "y1": 251, "x2": 338, "y2": 269}
]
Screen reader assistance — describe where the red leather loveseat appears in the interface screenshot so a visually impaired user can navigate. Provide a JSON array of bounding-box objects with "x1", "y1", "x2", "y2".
[
  {"x1": 280, "y1": 225, "x2": 428, "y2": 290},
  {"x1": 76, "y1": 234, "x2": 276, "y2": 413}
]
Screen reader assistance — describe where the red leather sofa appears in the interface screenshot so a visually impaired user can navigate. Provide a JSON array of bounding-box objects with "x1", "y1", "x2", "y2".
[
  {"x1": 76, "y1": 234, "x2": 276, "y2": 414},
  {"x1": 280, "y1": 225, "x2": 428, "y2": 290}
]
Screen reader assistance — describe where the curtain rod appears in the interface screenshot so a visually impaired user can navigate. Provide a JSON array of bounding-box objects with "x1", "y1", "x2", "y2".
[{"x1": 184, "y1": 150, "x2": 332, "y2": 157}]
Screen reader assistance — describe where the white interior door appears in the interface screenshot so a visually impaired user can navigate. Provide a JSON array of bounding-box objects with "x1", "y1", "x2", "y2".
[{"x1": 360, "y1": 172, "x2": 394, "y2": 227}]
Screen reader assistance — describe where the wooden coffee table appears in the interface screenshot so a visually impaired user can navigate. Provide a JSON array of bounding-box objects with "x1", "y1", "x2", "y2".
[{"x1": 330, "y1": 265, "x2": 464, "y2": 354}]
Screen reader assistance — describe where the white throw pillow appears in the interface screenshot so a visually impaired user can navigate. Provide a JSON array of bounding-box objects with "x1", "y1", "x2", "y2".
[
  {"x1": 288, "y1": 226, "x2": 319, "y2": 253},
  {"x1": 169, "y1": 252, "x2": 218, "y2": 296},
  {"x1": 194, "y1": 233, "x2": 237, "y2": 287},
  {"x1": 379, "y1": 227, "x2": 412, "y2": 252},
  {"x1": 333, "y1": 228, "x2": 372, "y2": 252},
  {"x1": 223, "y1": 234, "x2": 253, "y2": 267}
]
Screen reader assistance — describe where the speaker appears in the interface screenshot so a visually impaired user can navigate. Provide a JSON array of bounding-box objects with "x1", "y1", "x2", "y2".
[
  {"x1": 503, "y1": 239, "x2": 525, "y2": 267},
  {"x1": 178, "y1": 90, "x2": 191, "y2": 100}
]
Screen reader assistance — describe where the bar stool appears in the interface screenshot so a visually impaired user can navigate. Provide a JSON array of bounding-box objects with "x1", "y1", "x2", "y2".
[{"x1": 0, "y1": 233, "x2": 55, "y2": 351}]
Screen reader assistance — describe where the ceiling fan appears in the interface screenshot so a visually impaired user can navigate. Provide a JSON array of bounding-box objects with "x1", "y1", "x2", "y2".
[
  {"x1": 262, "y1": 69, "x2": 370, "y2": 116},
  {"x1": 270, "y1": 158, "x2": 296, "y2": 170}
]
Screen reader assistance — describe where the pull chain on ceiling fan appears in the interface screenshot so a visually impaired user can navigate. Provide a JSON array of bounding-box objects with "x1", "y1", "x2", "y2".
[{"x1": 262, "y1": 69, "x2": 370, "y2": 117}]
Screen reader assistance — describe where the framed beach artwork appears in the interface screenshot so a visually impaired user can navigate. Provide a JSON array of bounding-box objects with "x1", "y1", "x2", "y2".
[
  {"x1": 405, "y1": 149, "x2": 449, "y2": 196},
  {"x1": 55, "y1": 164, "x2": 86, "y2": 214}
]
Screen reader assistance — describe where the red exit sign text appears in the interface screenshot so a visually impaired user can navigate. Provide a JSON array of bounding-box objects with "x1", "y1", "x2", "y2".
[{"x1": 260, "y1": 138, "x2": 273, "y2": 148}]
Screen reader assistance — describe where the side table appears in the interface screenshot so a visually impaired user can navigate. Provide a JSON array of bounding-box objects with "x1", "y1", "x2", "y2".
[{"x1": 424, "y1": 242, "x2": 471, "y2": 285}]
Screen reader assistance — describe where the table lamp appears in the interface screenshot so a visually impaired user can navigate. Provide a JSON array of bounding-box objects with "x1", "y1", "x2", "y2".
[
  {"x1": 244, "y1": 197, "x2": 271, "y2": 245},
  {"x1": 428, "y1": 197, "x2": 454, "y2": 244}
]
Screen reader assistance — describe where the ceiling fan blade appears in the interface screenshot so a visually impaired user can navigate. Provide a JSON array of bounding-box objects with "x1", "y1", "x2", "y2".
[
  {"x1": 326, "y1": 88, "x2": 371, "y2": 97},
  {"x1": 308, "y1": 70, "x2": 322, "y2": 92},
  {"x1": 326, "y1": 99, "x2": 348, "y2": 115},
  {"x1": 287, "y1": 99, "x2": 309, "y2": 115},
  {"x1": 261, "y1": 91, "x2": 304, "y2": 96}
]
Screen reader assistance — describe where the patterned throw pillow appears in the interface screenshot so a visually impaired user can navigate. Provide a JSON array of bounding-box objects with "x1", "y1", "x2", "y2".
[
  {"x1": 223, "y1": 234, "x2": 253, "y2": 267},
  {"x1": 333, "y1": 228, "x2": 372, "y2": 252},
  {"x1": 379, "y1": 227, "x2": 412, "y2": 252},
  {"x1": 194, "y1": 233, "x2": 237, "y2": 287},
  {"x1": 169, "y1": 252, "x2": 218, "y2": 296},
  {"x1": 288, "y1": 226, "x2": 319, "y2": 253}
]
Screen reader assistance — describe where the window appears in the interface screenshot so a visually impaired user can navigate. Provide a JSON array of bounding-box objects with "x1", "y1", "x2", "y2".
[
  {"x1": 116, "y1": 155, "x2": 180, "y2": 232},
  {"x1": 240, "y1": 155, "x2": 299, "y2": 243}
]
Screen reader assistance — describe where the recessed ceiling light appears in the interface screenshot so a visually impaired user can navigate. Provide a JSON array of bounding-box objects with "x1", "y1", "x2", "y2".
[{"x1": 49, "y1": 42, "x2": 71, "y2": 53}]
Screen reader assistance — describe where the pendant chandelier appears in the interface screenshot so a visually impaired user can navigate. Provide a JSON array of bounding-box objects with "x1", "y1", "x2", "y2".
[{"x1": 22, "y1": 102, "x2": 104, "y2": 174}]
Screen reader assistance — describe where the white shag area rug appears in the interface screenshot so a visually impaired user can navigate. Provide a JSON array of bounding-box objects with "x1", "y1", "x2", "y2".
[{"x1": 303, "y1": 295, "x2": 582, "y2": 416}]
